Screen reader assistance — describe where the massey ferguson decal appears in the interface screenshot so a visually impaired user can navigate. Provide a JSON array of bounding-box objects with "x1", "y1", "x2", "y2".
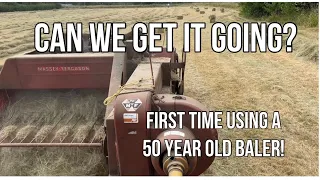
[
  {"x1": 37, "y1": 66, "x2": 90, "y2": 72},
  {"x1": 122, "y1": 99, "x2": 142, "y2": 112}
]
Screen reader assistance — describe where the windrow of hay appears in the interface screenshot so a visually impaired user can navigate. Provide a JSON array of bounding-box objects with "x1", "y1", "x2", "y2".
[
  {"x1": 0, "y1": 147, "x2": 107, "y2": 175},
  {"x1": 0, "y1": 90, "x2": 106, "y2": 127},
  {"x1": 0, "y1": 89, "x2": 107, "y2": 175},
  {"x1": 292, "y1": 33, "x2": 319, "y2": 62}
]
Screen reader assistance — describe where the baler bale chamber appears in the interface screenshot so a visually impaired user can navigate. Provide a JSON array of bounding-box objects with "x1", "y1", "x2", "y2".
[{"x1": 0, "y1": 32, "x2": 218, "y2": 176}]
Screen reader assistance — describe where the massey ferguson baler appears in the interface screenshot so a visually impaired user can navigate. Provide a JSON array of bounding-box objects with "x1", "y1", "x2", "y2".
[{"x1": 0, "y1": 34, "x2": 218, "y2": 176}]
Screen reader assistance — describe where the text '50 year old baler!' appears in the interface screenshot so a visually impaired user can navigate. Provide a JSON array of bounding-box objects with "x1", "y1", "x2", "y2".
[{"x1": 0, "y1": 32, "x2": 218, "y2": 176}]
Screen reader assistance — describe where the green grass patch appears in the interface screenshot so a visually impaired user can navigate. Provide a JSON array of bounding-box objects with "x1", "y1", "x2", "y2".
[{"x1": 239, "y1": 2, "x2": 318, "y2": 28}]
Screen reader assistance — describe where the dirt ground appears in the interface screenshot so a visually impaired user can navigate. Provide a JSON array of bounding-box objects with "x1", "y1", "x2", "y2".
[{"x1": 0, "y1": 5, "x2": 318, "y2": 176}]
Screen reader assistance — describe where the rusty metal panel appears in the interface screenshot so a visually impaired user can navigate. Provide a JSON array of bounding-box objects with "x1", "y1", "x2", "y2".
[
  {"x1": 114, "y1": 92, "x2": 153, "y2": 175},
  {"x1": 0, "y1": 54, "x2": 114, "y2": 89},
  {"x1": 0, "y1": 58, "x2": 22, "y2": 89},
  {"x1": 16, "y1": 55, "x2": 113, "y2": 89}
]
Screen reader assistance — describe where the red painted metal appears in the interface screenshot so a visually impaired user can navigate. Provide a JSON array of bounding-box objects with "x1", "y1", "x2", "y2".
[
  {"x1": 112, "y1": 92, "x2": 218, "y2": 176},
  {"x1": 0, "y1": 54, "x2": 114, "y2": 89},
  {"x1": 0, "y1": 90, "x2": 9, "y2": 111},
  {"x1": 113, "y1": 91, "x2": 153, "y2": 175},
  {"x1": 151, "y1": 94, "x2": 218, "y2": 176},
  {"x1": 0, "y1": 40, "x2": 215, "y2": 176}
]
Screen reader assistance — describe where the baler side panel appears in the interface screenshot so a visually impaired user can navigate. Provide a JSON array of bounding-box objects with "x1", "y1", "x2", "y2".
[
  {"x1": 114, "y1": 92, "x2": 153, "y2": 175},
  {"x1": 0, "y1": 58, "x2": 22, "y2": 89},
  {"x1": 14, "y1": 56, "x2": 113, "y2": 89}
]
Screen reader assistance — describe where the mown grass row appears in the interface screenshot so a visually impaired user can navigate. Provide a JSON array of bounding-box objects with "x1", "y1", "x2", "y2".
[{"x1": 0, "y1": 3, "x2": 61, "y2": 12}]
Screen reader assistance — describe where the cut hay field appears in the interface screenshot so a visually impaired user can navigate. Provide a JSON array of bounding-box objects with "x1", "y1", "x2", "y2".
[{"x1": 0, "y1": 5, "x2": 318, "y2": 176}]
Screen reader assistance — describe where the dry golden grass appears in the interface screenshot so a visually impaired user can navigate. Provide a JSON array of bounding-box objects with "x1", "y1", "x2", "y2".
[
  {"x1": 0, "y1": 4, "x2": 318, "y2": 176},
  {"x1": 172, "y1": 6, "x2": 318, "y2": 176},
  {"x1": 0, "y1": 90, "x2": 107, "y2": 175}
]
